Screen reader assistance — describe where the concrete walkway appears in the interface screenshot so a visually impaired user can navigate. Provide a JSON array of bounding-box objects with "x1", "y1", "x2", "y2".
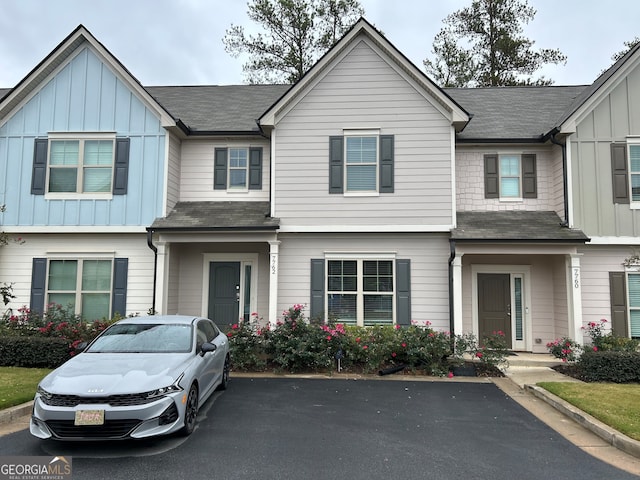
[{"x1": 2, "y1": 353, "x2": 640, "y2": 476}]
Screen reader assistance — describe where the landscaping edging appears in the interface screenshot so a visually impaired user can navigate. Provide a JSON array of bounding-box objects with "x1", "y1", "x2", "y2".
[
  {"x1": 526, "y1": 384, "x2": 640, "y2": 459},
  {"x1": 0, "y1": 401, "x2": 32, "y2": 425}
]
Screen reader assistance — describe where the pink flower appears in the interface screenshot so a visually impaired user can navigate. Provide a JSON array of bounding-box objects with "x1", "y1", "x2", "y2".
[
  {"x1": 355, "y1": 337, "x2": 361, "y2": 343},
  {"x1": 392, "y1": 352, "x2": 397, "y2": 357},
  {"x1": 401, "y1": 342, "x2": 407, "y2": 348},
  {"x1": 363, "y1": 345, "x2": 368, "y2": 350},
  {"x1": 447, "y1": 371, "x2": 454, "y2": 378},
  {"x1": 593, "y1": 346, "x2": 598, "y2": 351},
  {"x1": 475, "y1": 352, "x2": 483, "y2": 358},
  {"x1": 231, "y1": 323, "x2": 239, "y2": 330},
  {"x1": 326, "y1": 335, "x2": 332, "y2": 341},
  {"x1": 395, "y1": 325, "x2": 401, "y2": 330}
]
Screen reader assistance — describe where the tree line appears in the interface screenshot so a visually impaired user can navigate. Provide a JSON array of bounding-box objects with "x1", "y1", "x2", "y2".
[{"x1": 223, "y1": 0, "x2": 638, "y2": 87}]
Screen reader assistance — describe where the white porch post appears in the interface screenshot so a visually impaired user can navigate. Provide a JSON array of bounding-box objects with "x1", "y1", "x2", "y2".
[
  {"x1": 567, "y1": 253, "x2": 584, "y2": 345},
  {"x1": 268, "y1": 241, "x2": 280, "y2": 326},
  {"x1": 453, "y1": 254, "x2": 464, "y2": 335},
  {"x1": 155, "y1": 242, "x2": 169, "y2": 315}
]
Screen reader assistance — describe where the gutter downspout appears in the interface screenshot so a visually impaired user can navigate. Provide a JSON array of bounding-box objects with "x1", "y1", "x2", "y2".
[
  {"x1": 146, "y1": 228, "x2": 158, "y2": 314},
  {"x1": 448, "y1": 239, "x2": 456, "y2": 335},
  {"x1": 549, "y1": 130, "x2": 570, "y2": 227}
]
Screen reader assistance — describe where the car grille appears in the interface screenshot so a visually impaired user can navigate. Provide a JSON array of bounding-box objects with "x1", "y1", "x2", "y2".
[
  {"x1": 45, "y1": 419, "x2": 142, "y2": 439},
  {"x1": 41, "y1": 393, "x2": 158, "y2": 407}
]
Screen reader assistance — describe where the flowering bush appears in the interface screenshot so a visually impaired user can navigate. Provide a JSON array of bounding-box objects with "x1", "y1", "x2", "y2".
[
  {"x1": 2, "y1": 304, "x2": 118, "y2": 352},
  {"x1": 451, "y1": 331, "x2": 509, "y2": 371},
  {"x1": 546, "y1": 337, "x2": 582, "y2": 362},
  {"x1": 582, "y1": 318, "x2": 639, "y2": 352},
  {"x1": 225, "y1": 313, "x2": 269, "y2": 371}
]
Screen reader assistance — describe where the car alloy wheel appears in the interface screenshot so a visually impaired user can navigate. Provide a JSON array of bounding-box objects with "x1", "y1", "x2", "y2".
[{"x1": 180, "y1": 383, "x2": 198, "y2": 436}]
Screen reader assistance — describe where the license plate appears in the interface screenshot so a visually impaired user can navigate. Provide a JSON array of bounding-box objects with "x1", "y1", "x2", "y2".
[{"x1": 75, "y1": 409, "x2": 105, "y2": 426}]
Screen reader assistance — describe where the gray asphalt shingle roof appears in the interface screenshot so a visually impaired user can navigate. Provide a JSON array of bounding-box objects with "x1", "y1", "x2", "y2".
[
  {"x1": 146, "y1": 85, "x2": 289, "y2": 133},
  {"x1": 150, "y1": 201, "x2": 279, "y2": 230},
  {"x1": 452, "y1": 211, "x2": 589, "y2": 242},
  {"x1": 445, "y1": 86, "x2": 587, "y2": 141}
]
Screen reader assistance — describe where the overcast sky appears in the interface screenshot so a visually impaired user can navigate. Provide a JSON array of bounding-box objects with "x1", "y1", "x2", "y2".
[{"x1": 1, "y1": 0, "x2": 638, "y2": 88}]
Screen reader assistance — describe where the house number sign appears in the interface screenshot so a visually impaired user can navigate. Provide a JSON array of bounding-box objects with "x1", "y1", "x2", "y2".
[
  {"x1": 573, "y1": 268, "x2": 580, "y2": 289},
  {"x1": 271, "y1": 255, "x2": 277, "y2": 275}
]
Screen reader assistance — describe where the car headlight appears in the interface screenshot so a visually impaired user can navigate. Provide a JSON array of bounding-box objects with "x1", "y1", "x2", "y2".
[
  {"x1": 37, "y1": 386, "x2": 52, "y2": 400},
  {"x1": 145, "y1": 374, "x2": 184, "y2": 399}
]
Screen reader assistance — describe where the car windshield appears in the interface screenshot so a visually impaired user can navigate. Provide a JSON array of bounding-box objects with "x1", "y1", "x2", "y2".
[{"x1": 86, "y1": 323, "x2": 193, "y2": 353}]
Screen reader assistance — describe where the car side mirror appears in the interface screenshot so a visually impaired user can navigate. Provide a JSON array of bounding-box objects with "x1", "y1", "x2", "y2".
[
  {"x1": 200, "y1": 342, "x2": 217, "y2": 356},
  {"x1": 75, "y1": 342, "x2": 88, "y2": 353}
]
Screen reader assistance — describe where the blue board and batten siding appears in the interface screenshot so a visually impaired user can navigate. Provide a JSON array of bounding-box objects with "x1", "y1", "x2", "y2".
[{"x1": 0, "y1": 45, "x2": 165, "y2": 227}]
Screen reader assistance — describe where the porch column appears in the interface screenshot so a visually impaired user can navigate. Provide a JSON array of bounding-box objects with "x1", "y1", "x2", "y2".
[
  {"x1": 452, "y1": 254, "x2": 463, "y2": 335},
  {"x1": 268, "y1": 241, "x2": 280, "y2": 326},
  {"x1": 567, "y1": 253, "x2": 584, "y2": 345},
  {"x1": 155, "y1": 242, "x2": 169, "y2": 315}
]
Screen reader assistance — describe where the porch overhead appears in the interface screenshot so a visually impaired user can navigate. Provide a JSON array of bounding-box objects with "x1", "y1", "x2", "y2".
[
  {"x1": 452, "y1": 211, "x2": 589, "y2": 243},
  {"x1": 149, "y1": 201, "x2": 280, "y2": 231}
]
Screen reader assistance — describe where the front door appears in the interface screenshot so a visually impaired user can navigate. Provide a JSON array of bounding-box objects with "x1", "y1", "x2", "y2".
[
  {"x1": 477, "y1": 273, "x2": 512, "y2": 348},
  {"x1": 208, "y1": 262, "x2": 240, "y2": 329}
]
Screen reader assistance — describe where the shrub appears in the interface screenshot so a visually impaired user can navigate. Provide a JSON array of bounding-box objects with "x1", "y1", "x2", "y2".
[
  {"x1": 0, "y1": 336, "x2": 70, "y2": 368},
  {"x1": 453, "y1": 331, "x2": 509, "y2": 370},
  {"x1": 577, "y1": 350, "x2": 640, "y2": 383},
  {"x1": 546, "y1": 337, "x2": 582, "y2": 362},
  {"x1": 582, "y1": 319, "x2": 639, "y2": 352},
  {"x1": 226, "y1": 314, "x2": 269, "y2": 371}
]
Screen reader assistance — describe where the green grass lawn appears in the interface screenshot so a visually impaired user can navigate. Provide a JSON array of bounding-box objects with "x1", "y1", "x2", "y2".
[
  {"x1": 538, "y1": 382, "x2": 640, "y2": 441},
  {"x1": 0, "y1": 367, "x2": 51, "y2": 409}
]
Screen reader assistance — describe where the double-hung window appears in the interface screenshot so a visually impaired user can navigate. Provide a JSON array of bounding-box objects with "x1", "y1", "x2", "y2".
[
  {"x1": 48, "y1": 134, "x2": 115, "y2": 194},
  {"x1": 47, "y1": 259, "x2": 113, "y2": 320},
  {"x1": 628, "y1": 273, "x2": 640, "y2": 338},
  {"x1": 327, "y1": 258, "x2": 394, "y2": 326},
  {"x1": 484, "y1": 153, "x2": 537, "y2": 200},
  {"x1": 345, "y1": 135, "x2": 378, "y2": 192},
  {"x1": 228, "y1": 148, "x2": 249, "y2": 189},
  {"x1": 629, "y1": 144, "x2": 640, "y2": 203}
]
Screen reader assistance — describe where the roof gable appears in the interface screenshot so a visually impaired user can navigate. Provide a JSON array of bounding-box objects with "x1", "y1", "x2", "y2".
[
  {"x1": 557, "y1": 42, "x2": 640, "y2": 134},
  {"x1": 259, "y1": 18, "x2": 469, "y2": 131},
  {"x1": 0, "y1": 25, "x2": 175, "y2": 129}
]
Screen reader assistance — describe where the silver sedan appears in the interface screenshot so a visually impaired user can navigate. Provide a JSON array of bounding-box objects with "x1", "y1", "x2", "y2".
[{"x1": 30, "y1": 315, "x2": 230, "y2": 440}]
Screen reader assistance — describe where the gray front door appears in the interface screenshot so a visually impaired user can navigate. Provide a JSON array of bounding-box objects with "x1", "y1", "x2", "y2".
[
  {"x1": 208, "y1": 262, "x2": 240, "y2": 329},
  {"x1": 478, "y1": 273, "x2": 512, "y2": 348}
]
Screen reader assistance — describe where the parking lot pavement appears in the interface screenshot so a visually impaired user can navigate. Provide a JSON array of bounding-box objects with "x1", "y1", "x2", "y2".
[{"x1": 3, "y1": 377, "x2": 640, "y2": 480}]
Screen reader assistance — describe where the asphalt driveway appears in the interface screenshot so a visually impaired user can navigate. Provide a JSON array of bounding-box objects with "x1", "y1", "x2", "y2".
[{"x1": 2, "y1": 378, "x2": 638, "y2": 479}]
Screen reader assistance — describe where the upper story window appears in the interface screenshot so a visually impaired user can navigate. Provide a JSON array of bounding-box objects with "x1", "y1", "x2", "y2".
[
  {"x1": 329, "y1": 133, "x2": 394, "y2": 195},
  {"x1": 49, "y1": 139, "x2": 113, "y2": 193},
  {"x1": 484, "y1": 153, "x2": 537, "y2": 200},
  {"x1": 630, "y1": 145, "x2": 640, "y2": 202},
  {"x1": 31, "y1": 135, "x2": 130, "y2": 197},
  {"x1": 214, "y1": 147, "x2": 263, "y2": 191}
]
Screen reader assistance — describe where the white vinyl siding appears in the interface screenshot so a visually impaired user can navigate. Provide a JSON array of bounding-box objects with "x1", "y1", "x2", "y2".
[
  {"x1": 179, "y1": 139, "x2": 270, "y2": 201},
  {"x1": 276, "y1": 233, "x2": 450, "y2": 330},
  {"x1": 272, "y1": 39, "x2": 454, "y2": 228},
  {"x1": 0, "y1": 234, "x2": 154, "y2": 318}
]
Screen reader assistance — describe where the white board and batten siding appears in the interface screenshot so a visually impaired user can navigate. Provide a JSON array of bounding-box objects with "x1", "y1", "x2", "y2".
[
  {"x1": 276, "y1": 233, "x2": 451, "y2": 331},
  {"x1": 272, "y1": 40, "x2": 454, "y2": 229},
  {"x1": 570, "y1": 61, "x2": 640, "y2": 237},
  {"x1": 0, "y1": 234, "x2": 155, "y2": 317}
]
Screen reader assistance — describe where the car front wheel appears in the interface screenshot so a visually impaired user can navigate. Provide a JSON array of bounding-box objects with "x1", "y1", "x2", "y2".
[
  {"x1": 180, "y1": 383, "x2": 198, "y2": 436},
  {"x1": 219, "y1": 355, "x2": 230, "y2": 391}
]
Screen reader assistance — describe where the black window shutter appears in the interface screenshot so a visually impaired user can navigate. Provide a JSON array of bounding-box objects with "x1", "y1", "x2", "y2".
[
  {"x1": 396, "y1": 259, "x2": 411, "y2": 326},
  {"x1": 112, "y1": 258, "x2": 128, "y2": 318},
  {"x1": 214, "y1": 148, "x2": 228, "y2": 190},
  {"x1": 522, "y1": 154, "x2": 537, "y2": 198},
  {"x1": 31, "y1": 139, "x2": 48, "y2": 195},
  {"x1": 379, "y1": 135, "x2": 394, "y2": 193},
  {"x1": 484, "y1": 154, "x2": 499, "y2": 198},
  {"x1": 30, "y1": 258, "x2": 47, "y2": 314},
  {"x1": 611, "y1": 143, "x2": 630, "y2": 204},
  {"x1": 249, "y1": 147, "x2": 262, "y2": 190},
  {"x1": 310, "y1": 259, "x2": 325, "y2": 320},
  {"x1": 113, "y1": 138, "x2": 130, "y2": 195},
  {"x1": 609, "y1": 271, "x2": 628, "y2": 337},
  {"x1": 329, "y1": 136, "x2": 344, "y2": 194}
]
